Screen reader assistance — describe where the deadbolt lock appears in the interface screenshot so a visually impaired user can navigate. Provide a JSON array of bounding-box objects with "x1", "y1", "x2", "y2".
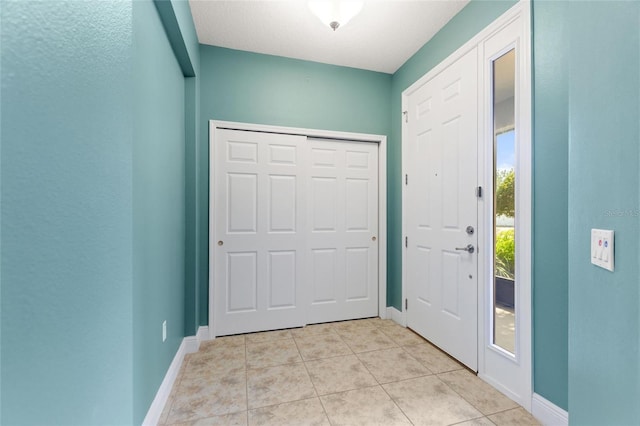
[{"x1": 466, "y1": 226, "x2": 474, "y2": 235}]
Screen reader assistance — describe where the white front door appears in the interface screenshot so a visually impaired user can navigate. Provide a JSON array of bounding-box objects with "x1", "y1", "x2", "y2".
[
  {"x1": 307, "y1": 139, "x2": 379, "y2": 324},
  {"x1": 405, "y1": 47, "x2": 479, "y2": 371},
  {"x1": 214, "y1": 129, "x2": 308, "y2": 336}
]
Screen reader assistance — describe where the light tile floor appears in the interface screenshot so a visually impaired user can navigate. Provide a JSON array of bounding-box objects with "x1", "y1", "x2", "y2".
[{"x1": 159, "y1": 318, "x2": 540, "y2": 426}]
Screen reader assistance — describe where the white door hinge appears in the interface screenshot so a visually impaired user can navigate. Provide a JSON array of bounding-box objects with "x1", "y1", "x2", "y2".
[{"x1": 402, "y1": 111, "x2": 408, "y2": 123}]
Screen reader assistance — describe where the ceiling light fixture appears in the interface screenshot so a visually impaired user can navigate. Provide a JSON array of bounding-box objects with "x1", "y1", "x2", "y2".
[{"x1": 308, "y1": 1, "x2": 364, "y2": 31}]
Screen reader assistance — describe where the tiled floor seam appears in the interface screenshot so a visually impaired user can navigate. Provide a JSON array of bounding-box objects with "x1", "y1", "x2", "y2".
[
  {"x1": 353, "y1": 348, "x2": 433, "y2": 385},
  {"x1": 344, "y1": 351, "x2": 413, "y2": 424},
  {"x1": 292, "y1": 332, "x2": 356, "y2": 362},
  {"x1": 397, "y1": 344, "x2": 443, "y2": 376},
  {"x1": 315, "y1": 397, "x2": 333, "y2": 426},
  {"x1": 299, "y1": 353, "x2": 356, "y2": 361},
  {"x1": 292, "y1": 334, "x2": 332, "y2": 424},
  {"x1": 248, "y1": 396, "x2": 322, "y2": 414},
  {"x1": 376, "y1": 379, "x2": 416, "y2": 425},
  {"x1": 448, "y1": 414, "x2": 497, "y2": 426},
  {"x1": 243, "y1": 339, "x2": 250, "y2": 424},
  {"x1": 484, "y1": 405, "x2": 525, "y2": 417},
  {"x1": 435, "y1": 373, "x2": 486, "y2": 415},
  {"x1": 351, "y1": 353, "x2": 417, "y2": 425},
  {"x1": 434, "y1": 371, "x2": 511, "y2": 419}
]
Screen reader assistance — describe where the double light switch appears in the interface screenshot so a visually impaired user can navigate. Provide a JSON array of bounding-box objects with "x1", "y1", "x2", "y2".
[{"x1": 591, "y1": 229, "x2": 614, "y2": 272}]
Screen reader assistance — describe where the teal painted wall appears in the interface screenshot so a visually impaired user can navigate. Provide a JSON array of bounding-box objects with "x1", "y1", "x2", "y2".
[
  {"x1": 167, "y1": 0, "x2": 202, "y2": 336},
  {"x1": 132, "y1": 0, "x2": 187, "y2": 423},
  {"x1": 1, "y1": 1, "x2": 135, "y2": 424},
  {"x1": 1, "y1": 0, "x2": 199, "y2": 422},
  {"x1": 531, "y1": 0, "x2": 569, "y2": 411},
  {"x1": 151, "y1": 0, "x2": 202, "y2": 336},
  {"x1": 185, "y1": 75, "x2": 199, "y2": 335},
  {"x1": 389, "y1": 0, "x2": 517, "y2": 310},
  {"x1": 566, "y1": 2, "x2": 640, "y2": 424},
  {"x1": 171, "y1": 0, "x2": 200, "y2": 75},
  {"x1": 197, "y1": 45, "x2": 391, "y2": 325},
  {"x1": 0, "y1": 0, "x2": 3, "y2": 420},
  {"x1": 154, "y1": 0, "x2": 202, "y2": 337}
]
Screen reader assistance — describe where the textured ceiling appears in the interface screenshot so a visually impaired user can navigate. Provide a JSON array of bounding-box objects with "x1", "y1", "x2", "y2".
[{"x1": 189, "y1": 0, "x2": 470, "y2": 74}]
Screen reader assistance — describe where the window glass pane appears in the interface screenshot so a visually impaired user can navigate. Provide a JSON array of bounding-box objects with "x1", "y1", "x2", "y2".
[{"x1": 493, "y1": 49, "x2": 515, "y2": 354}]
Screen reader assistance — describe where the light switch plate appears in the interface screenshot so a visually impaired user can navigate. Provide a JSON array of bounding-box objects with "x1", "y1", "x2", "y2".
[{"x1": 591, "y1": 229, "x2": 614, "y2": 272}]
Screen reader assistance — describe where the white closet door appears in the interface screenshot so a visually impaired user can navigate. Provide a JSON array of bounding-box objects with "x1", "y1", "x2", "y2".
[
  {"x1": 214, "y1": 129, "x2": 307, "y2": 336},
  {"x1": 306, "y1": 139, "x2": 379, "y2": 324}
]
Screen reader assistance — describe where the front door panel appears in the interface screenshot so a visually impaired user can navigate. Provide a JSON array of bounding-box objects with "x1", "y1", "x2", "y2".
[{"x1": 406, "y1": 47, "x2": 479, "y2": 371}]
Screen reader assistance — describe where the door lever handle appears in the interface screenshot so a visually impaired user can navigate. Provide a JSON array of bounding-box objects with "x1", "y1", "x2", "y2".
[{"x1": 455, "y1": 244, "x2": 475, "y2": 254}]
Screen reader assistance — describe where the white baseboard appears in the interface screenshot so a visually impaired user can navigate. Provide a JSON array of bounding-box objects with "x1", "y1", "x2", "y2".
[
  {"x1": 386, "y1": 306, "x2": 405, "y2": 326},
  {"x1": 196, "y1": 325, "x2": 209, "y2": 342},
  {"x1": 532, "y1": 393, "x2": 568, "y2": 426},
  {"x1": 142, "y1": 331, "x2": 206, "y2": 426}
]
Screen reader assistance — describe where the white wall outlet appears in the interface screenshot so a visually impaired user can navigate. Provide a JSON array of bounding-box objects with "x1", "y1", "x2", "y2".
[
  {"x1": 591, "y1": 229, "x2": 614, "y2": 272},
  {"x1": 162, "y1": 320, "x2": 167, "y2": 342}
]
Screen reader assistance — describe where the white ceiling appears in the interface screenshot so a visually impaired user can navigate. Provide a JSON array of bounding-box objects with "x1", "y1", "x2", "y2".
[{"x1": 189, "y1": 0, "x2": 470, "y2": 74}]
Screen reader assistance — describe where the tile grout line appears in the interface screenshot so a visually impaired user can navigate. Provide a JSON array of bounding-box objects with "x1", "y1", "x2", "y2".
[
  {"x1": 434, "y1": 371, "x2": 481, "y2": 416},
  {"x1": 435, "y1": 370, "x2": 521, "y2": 419},
  {"x1": 243, "y1": 338, "x2": 250, "y2": 423},
  {"x1": 448, "y1": 415, "x2": 497, "y2": 426},
  {"x1": 355, "y1": 346, "x2": 436, "y2": 386},
  {"x1": 293, "y1": 324, "x2": 334, "y2": 424},
  {"x1": 397, "y1": 344, "x2": 438, "y2": 377},
  {"x1": 376, "y1": 374, "x2": 416, "y2": 425},
  {"x1": 343, "y1": 327, "x2": 416, "y2": 425}
]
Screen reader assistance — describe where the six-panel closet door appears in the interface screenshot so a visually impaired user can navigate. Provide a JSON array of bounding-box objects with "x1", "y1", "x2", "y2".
[
  {"x1": 306, "y1": 139, "x2": 379, "y2": 324},
  {"x1": 213, "y1": 129, "x2": 379, "y2": 336},
  {"x1": 214, "y1": 129, "x2": 308, "y2": 336}
]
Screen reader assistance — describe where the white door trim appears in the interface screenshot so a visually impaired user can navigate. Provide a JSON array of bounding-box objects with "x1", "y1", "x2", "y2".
[
  {"x1": 478, "y1": 2, "x2": 532, "y2": 410},
  {"x1": 208, "y1": 120, "x2": 387, "y2": 339},
  {"x1": 401, "y1": 0, "x2": 532, "y2": 411}
]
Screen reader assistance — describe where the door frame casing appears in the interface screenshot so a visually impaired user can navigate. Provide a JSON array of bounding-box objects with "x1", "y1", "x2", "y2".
[
  {"x1": 401, "y1": 0, "x2": 532, "y2": 410},
  {"x1": 478, "y1": 4, "x2": 532, "y2": 410},
  {"x1": 208, "y1": 120, "x2": 387, "y2": 339}
]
